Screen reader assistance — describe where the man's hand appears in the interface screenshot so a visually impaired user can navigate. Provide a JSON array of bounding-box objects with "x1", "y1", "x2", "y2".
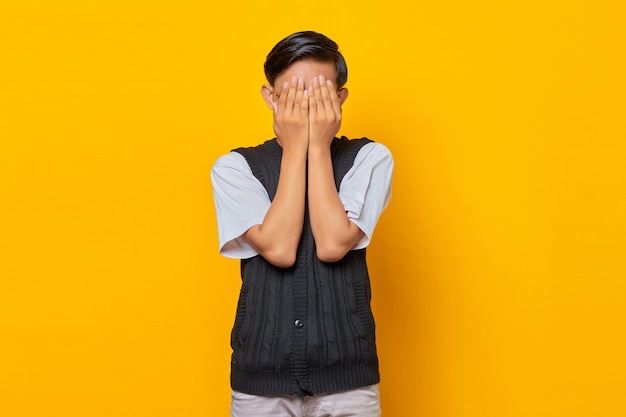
[
  {"x1": 242, "y1": 77, "x2": 309, "y2": 267},
  {"x1": 306, "y1": 74, "x2": 362, "y2": 262},
  {"x1": 273, "y1": 77, "x2": 309, "y2": 154},
  {"x1": 308, "y1": 75, "x2": 342, "y2": 150}
]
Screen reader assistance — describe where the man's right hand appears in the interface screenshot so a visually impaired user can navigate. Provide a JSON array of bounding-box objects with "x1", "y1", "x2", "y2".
[{"x1": 273, "y1": 77, "x2": 309, "y2": 153}]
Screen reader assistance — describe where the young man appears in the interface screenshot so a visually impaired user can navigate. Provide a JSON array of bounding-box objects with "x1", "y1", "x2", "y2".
[{"x1": 211, "y1": 31, "x2": 393, "y2": 417}]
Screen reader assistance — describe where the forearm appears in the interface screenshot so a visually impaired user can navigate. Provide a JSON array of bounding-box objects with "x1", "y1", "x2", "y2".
[
  {"x1": 243, "y1": 150, "x2": 306, "y2": 267},
  {"x1": 307, "y1": 145, "x2": 363, "y2": 262}
]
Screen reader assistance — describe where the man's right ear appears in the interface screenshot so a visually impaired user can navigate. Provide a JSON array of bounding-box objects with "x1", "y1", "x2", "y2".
[{"x1": 261, "y1": 84, "x2": 277, "y2": 111}]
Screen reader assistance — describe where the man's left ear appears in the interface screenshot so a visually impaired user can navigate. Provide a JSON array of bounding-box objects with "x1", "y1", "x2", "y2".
[{"x1": 338, "y1": 88, "x2": 349, "y2": 105}]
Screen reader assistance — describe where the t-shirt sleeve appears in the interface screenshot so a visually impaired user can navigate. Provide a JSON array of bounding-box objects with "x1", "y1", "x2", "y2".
[
  {"x1": 338, "y1": 142, "x2": 394, "y2": 249},
  {"x1": 210, "y1": 152, "x2": 270, "y2": 259}
]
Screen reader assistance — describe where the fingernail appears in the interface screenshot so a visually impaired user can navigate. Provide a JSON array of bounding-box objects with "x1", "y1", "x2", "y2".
[
  {"x1": 298, "y1": 78, "x2": 303, "y2": 87},
  {"x1": 319, "y1": 75, "x2": 326, "y2": 82}
]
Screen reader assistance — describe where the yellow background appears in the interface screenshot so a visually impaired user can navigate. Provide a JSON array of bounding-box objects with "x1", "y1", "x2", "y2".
[{"x1": 1, "y1": 1, "x2": 625, "y2": 416}]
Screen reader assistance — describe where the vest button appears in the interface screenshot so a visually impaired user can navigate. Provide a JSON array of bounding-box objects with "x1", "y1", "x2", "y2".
[{"x1": 294, "y1": 319, "x2": 304, "y2": 328}]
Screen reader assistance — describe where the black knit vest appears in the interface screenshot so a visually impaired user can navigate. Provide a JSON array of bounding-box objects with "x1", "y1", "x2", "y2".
[{"x1": 230, "y1": 136, "x2": 380, "y2": 397}]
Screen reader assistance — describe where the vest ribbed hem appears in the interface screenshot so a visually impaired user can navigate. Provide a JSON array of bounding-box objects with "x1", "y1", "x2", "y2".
[{"x1": 231, "y1": 361, "x2": 380, "y2": 397}]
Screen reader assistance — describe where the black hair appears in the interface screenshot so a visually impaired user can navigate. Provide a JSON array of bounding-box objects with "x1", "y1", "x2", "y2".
[{"x1": 264, "y1": 31, "x2": 348, "y2": 89}]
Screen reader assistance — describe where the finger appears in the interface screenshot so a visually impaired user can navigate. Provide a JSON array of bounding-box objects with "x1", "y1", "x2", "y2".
[
  {"x1": 285, "y1": 76, "x2": 298, "y2": 113},
  {"x1": 294, "y1": 78, "x2": 304, "y2": 115},
  {"x1": 308, "y1": 86, "x2": 317, "y2": 118},
  {"x1": 277, "y1": 81, "x2": 289, "y2": 113},
  {"x1": 318, "y1": 75, "x2": 333, "y2": 113},
  {"x1": 326, "y1": 79, "x2": 342, "y2": 116},
  {"x1": 312, "y1": 75, "x2": 325, "y2": 112},
  {"x1": 301, "y1": 85, "x2": 309, "y2": 118}
]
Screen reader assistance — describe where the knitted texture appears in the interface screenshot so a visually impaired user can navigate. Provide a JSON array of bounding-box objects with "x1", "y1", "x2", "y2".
[{"x1": 230, "y1": 137, "x2": 380, "y2": 397}]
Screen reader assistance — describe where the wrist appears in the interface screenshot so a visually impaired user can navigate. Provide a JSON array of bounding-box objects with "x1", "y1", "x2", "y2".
[
  {"x1": 307, "y1": 143, "x2": 332, "y2": 158},
  {"x1": 277, "y1": 135, "x2": 309, "y2": 152},
  {"x1": 281, "y1": 145, "x2": 308, "y2": 161}
]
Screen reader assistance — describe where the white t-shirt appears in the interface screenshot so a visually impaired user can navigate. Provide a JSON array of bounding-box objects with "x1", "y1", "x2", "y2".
[{"x1": 211, "y1": 141, "x2": 394, "y2": 259}]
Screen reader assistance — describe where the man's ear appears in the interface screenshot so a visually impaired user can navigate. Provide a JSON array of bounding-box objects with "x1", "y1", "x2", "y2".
[
  {"x1": 261, "y1": 84, "x2": 276, "y2": 110},
  {"x1": 338, "y1": 88, "x2": 349, "y2": 105}
]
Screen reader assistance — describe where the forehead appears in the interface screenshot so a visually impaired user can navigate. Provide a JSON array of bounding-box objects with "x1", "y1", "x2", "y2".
[{"x1": 274, "y1": 59, "x2": 337, "y2": 86}]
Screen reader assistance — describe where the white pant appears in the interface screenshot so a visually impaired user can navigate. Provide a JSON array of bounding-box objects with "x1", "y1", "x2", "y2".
[{"x1": 230, "y1": 384, "x2": 381, "y2": 417}]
